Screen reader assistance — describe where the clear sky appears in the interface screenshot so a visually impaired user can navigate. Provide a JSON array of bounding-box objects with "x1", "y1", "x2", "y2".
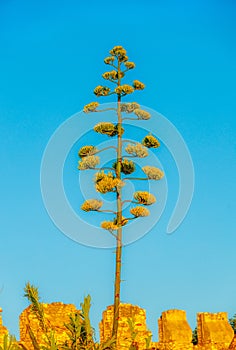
[{"x1": 0, "y1": 0, "x2": 236, "y2": 342}]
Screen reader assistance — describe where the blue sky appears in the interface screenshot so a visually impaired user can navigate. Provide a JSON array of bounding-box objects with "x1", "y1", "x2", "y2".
[{"x1": 0, "y1": 0, "x2": 236, "y2": 342}]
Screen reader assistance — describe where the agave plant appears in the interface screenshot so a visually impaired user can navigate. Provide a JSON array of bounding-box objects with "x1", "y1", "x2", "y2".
[
  {"x1": 78, "y1": 45, "x2": 164, "y2": 346},
  {"x1": 23, "y1": 283, "x2": 114, "y2": 350},
  {"x1": 0, "y1": 335, "x2": 21, "y2": 350}
]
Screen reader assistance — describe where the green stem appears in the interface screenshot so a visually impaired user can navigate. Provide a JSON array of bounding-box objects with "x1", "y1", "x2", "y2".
[
  {"x1": 123, "y1": 177, "x2": 149, "y2": 181},
  {"x1": 106, "y1": 77, "x2": 118, "y2": 84},
  {"x1": 122, "y1": 139, "x2": 137, "y2": 145},
  {"x1": 93, "y1": 167, "x2": 115, "y2": 171},
  {"x1": 97, "y1": 209, "x2": 117, "y2": 214},
  {"x1": 122, "y1": 117, "x2": 139, "y2": 121},
  {"x1": 122, "y1": 155, "x2": 139, "y2": 158},
  {"x1": 112, "y1": 58, "x2": 123, "y2": 343},
  {"x1": 121, "y1": 200, "x2": 139, "y2": 206},
  {"x1": 110, "y1": 63, "x2": 118, "y2": 69},
  {"x1": 108, "y1": 230, "x2": 118, "y2": 239},
  {"x1": 95, "y1": 108, "x2": 117, "y2": 112},
  {"x1": 94, "y1": 146, "x2": 117, "y2": 155}
]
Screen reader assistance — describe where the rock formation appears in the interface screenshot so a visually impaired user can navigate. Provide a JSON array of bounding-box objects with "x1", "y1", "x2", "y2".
[
  {"x1": 0, "y1": 303, "x2": 235, "y2": 350},
  {"x1": 0, "y1": 308, "x2": 8, "y2": 344},
  {"x1": 157, "y1": 309, "x2": 193, "y2": 350},
  {"x1": 197, "y1": 312, "x2": 234, "y2": 350},
  {"x1": 19, "y1": 302, "x2": 79, "y2": 350},
  {"x1": 99, "y1": 303, "x2": 152, "y2": 350}
]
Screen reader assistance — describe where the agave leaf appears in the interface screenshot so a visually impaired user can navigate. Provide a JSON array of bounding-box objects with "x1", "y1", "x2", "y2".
[
  {"x1": 99, "y1": 335, "x2": 116, "y2": 350},
  {"x1": 26, "y1": 325, "x2": 40, "y2": 350}
]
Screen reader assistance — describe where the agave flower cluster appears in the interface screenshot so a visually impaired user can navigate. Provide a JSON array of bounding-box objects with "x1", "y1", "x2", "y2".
[
  {"x1": 121, "y1": 102, "x2": 140, "y2": 113},
  {"x1": 101, "y1": 216, "x2": 128, "y2": 232},
  {"x1": 101, "y1": 221, "x2": 118, "y2": 232},
  {"x1": 133, "y1": 191, "x2": 156, "y2": 205},
  {"x1": 94, "y1": 85, "x2": 110, "y2": 97},
  {"x1": 81, "y1": 199, "x2": 103, "y2": 212},
  {"x1": 134, "y1": 109, "x2": 151, "y2": 120},
  {"x1": 115, "y1": 84, "x2": 134, "y2": 95},
  {"x1": 104, "y1": 56, "x2": 115, "y2": 65},
  {"x1": 130, "y1": 206, "x2": 150, "y2": 217},
  {"x1": 78, "y1": 145, "x2": 97, "y2": 158},
  {"x1": 124, "y1": 61, "x2": 135, "y2": 70},
  {"x1": 125, "y1": 143, "x2": 148, "y2": 158},
  {"x1": 142, "y1": 166, "x2": 164, "y2": 180},
  {"x1": 133, "y1": 80, "x2": 145, "y2": 90},
  {"x1": 78, "y1": 155, "x2": 100, "y2": 170},
  {"x1": 83, "y1": 102, "x2": 99, "y2": 113},
  {"x1": 94, "y1": 122, "x2": 122, "y2": 137},
  {"x1": 109, "y1": 46, "x2": 128, "y2": 62},
  {"x1": 142, "y1": 135, "x2": 160, "y2": 148},
  {"x1": 95, "y1": 171, "x2": 123, "y2": 194},
  {"x1": 112, "y1": 159, "x2": 135, "y2": 175},
  {"x1": 102, "y1": 70, "x2": 125, "y2": 81}
]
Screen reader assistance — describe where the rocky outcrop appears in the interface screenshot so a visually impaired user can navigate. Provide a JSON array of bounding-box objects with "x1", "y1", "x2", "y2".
[
  {"x1": 197, "y1": 312, "x2": 234, "y2": 350},
  {"x1": 99, "y1": 303, "x2": 152, "y2": 350}
]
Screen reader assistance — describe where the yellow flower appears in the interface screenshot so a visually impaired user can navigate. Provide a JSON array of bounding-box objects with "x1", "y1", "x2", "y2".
[
  {"x1": 94, "y1": 122, "x2": 124, "y2": 137},
  {"x1": 104, "y1": 56, "x2": 115, "y2": 64},
  {"x1": 102, "y1": 72, "x2": 110, "y2": 80},
  {"x1": 94, "y1": 122, "x2": 115, "y2": 137},
  {"x1": 114, "y1": 86, "x2": 122, "y2": 94},
  {"x1": 78, "y1": 145, "x2": 97, "y2": 158},
  {"x1": 81, "y1": 199, "x2": 103, "y2": 212},
  {"x1": 142, "y1": 166, "x2": 164, "y2": 180},
  {"x1": 133, "y1": 191, "x2": 156, "y2": 205},
  {"x1": 133, "y1": 80, "x2": 145, "y2": 90},
  {"x1": 102, "y1": 70, "x2": 120, "y2": 80},
  {"x1": 95, "y1": 171, "x2": 123, "y2": 193},
  {"x1": 83, "y1": 102, "x2": 99, "y2": 113},
  {"x1": 109, "y1": 46, "x2": 126, "y2": 56},
  {"x1": 109, "y1": 46, "x2": 128, "y2": 62},
  {"x1": 101, "y1": 221, "x2": 118, "y2": 231},
  {"x1": 125, "y1": 143, "x2": 148, "y2": 158},
  {"x1": 124, "y1": 61, "x2": 135, "y2": 70},
  {"x1": 112, "y1": 158, "x2": 135, "y2": 175},
  {"x1": 142, "y1": 135, "x2": 160, "y2": 148},
  {"x1": 94, "y1": 85, "x2": 110, "y2": 96},
  {"x1": 121, "y1": 102, "x2": 140, "y2": 113},
  {"x1": 121, "y1": 55, "x2": 128, "y2": 62},
  {"x1": 115, "y1": 84, "x2": 134, "y2": 95},
  {"x1": 78, "y1": 156, "x2": 100, "y2": 170},
  {"x1": 130, "y1": 206, "x2": 150, "y2": 217},
  {"x1": 134, "y1": 109, "x2": 151, "y2": 120}
]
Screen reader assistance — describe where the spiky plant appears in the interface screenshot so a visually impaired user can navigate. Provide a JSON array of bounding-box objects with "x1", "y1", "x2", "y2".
[
  {"x1": 78, "y1": 45, "x2": 164, "y2": 345},
  {"x1": 127, "y1": 317, "x2": 138, "y2": 350},
  {"x1": 0, "y1": 334, "x2": 21, "y2": 350},
  {"x1": 24, "y1": 283, "x2": 58, "y2": 350},
  {"x1": 24, "y1": 283, "x2": 112, "y2": 350},
  {"x1": 24, "y1": 283, "x2": 47, "y2": 333}
]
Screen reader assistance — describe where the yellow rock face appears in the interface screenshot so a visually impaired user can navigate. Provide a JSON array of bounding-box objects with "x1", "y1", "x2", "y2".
[
  {"x1": 0, "y1": 309, "x2": 8, "y2": 344},
  {"x1": 229, "y1": 334, "x2": 236, "y2": 350},
  {"x1": 157, "y1": 309, "x2": 193, "y2": 350},
  {"x1": 19, "y1": 302, "x2": 79, "y2": 350},
  {"x1": 197, "y1": 312, "x2": 234, "y2": 350},
  {"x1": 1, "y1": 304, "x2": 235, "y2": 350},
  {"x1": 99, "y1": 303, "x2": 152, "y2": 350}
]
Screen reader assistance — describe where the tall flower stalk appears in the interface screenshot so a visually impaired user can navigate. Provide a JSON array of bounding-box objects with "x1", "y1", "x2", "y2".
[{"x1": 79, "y1": 46, "x2": 164, "y2": 346}]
